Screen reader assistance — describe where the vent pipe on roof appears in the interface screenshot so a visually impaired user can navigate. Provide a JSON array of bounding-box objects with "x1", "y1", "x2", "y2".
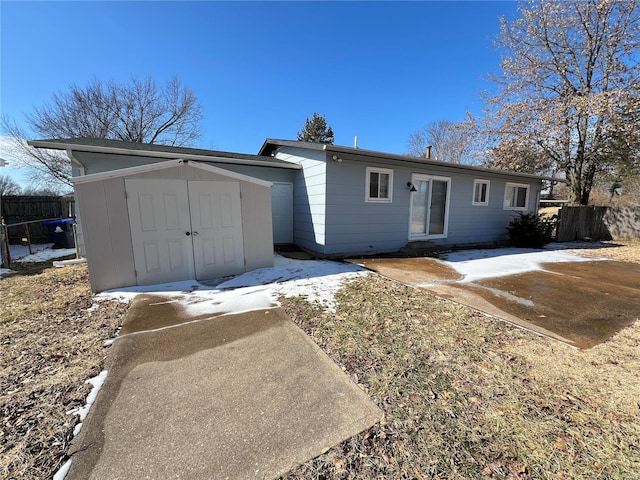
[
  {"x1": 425, "y1": 145, "x2": 432, "y2": 159},
  {"x1": 354, "y1": 136, "x2": 358, "y2": 149}
]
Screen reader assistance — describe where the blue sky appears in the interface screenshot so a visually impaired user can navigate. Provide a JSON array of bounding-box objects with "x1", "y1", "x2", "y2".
[{"x1": 1, "y1": 1, "x2": 519, "y2": 187}]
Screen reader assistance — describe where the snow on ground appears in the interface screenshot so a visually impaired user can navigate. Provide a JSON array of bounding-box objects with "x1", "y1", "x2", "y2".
[
  {"x1": 438, "y1": 244, "x2": 604, "y2": 283},
  {"x1": 96, "y1": 254, "x2": 369, "y2": 316},
  {"x1": 1, "y1": 243, "x2": 77, "y2": 277}
]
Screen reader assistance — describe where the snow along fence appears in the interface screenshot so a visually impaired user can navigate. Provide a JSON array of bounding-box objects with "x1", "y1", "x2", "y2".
[{"x1": 0, "y1": 195, "x2": 75, "y2": 244}]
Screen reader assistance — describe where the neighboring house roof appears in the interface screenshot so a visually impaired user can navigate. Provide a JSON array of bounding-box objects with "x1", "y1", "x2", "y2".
[
  {"x1": 28, "y1": 137, "x2": 301, "y2": 170},
  {"x1": 258, "y1": 138, "x2": 557, "y2": 182}
]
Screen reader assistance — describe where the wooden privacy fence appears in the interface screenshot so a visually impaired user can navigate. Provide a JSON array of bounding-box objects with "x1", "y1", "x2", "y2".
[
  {"x1": 556, "y1": 206, "x2": 640, "y2": 242},
  {"x1": 0, "y1": 195, "x2": 75, "y2": 244}
]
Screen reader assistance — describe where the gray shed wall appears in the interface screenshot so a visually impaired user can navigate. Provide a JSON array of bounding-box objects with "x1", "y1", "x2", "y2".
[
  {"x1": 70, "y1": 151, "x2": 295, "y2": 256},
  {"x1": 75, "y1": 163, "x2": 273, "y2": 292}
]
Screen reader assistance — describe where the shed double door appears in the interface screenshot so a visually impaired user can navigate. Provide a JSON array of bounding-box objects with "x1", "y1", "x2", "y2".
[{"x1": 125, "y1": 179, "x2": 244, "y2": 285}]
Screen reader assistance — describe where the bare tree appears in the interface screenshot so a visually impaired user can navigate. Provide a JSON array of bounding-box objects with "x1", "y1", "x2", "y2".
[
  {"x1": 1, "y1": 122, "x2": 73, "y2": 188},
  {"x1": 484, "y1": 138, "x2": 555, "y2": 175},
  {"x1": 407, "y1": 120, "x2": 476, "y2": 164},
  {"x1": 1, "y1": 75, "x2": 204, "y2": 186},
  {"x1": 480, "y1": 0, "x2": 640, "y2": 205},
  {"x1": 0, "y1": 175, "x2": 21, "y2": 196},
  {"x1": 27, "y1": 76, "x2": 203, "y2": 145}
]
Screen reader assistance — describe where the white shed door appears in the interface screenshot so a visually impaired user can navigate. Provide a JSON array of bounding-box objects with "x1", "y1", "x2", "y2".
[
  {"x1": 126, "y1": 178, "x2": 195, "y2": 285},
  {"x1": 189, "y1": 181, "x2": 244, "y2": 278},
  {"x1": 271, "y1": 183, "x2": 293, "y2": 244},
  {"x1": 126, "y1": 179, "x2": 245, "y2": 285}
]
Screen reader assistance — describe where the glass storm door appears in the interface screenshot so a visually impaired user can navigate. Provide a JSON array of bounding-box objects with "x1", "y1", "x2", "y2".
[{"x1": 410, "y1": 175, "x2": 450, "y2": 239}]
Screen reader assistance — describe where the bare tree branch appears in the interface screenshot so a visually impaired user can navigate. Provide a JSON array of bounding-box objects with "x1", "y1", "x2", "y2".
[
  {"x1": 478, "y1": 0, "x2": 640, "y2": 205},
  {"x1": 2, "y1": 76, "x2": 204, "y2": 186}
]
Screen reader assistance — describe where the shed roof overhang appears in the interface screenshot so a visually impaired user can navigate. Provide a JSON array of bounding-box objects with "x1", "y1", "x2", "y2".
[
  {"x1": 69, "y1": 159, "x2": 273, "y2": 188},
  {"x1": 259, "y1": 139, "x2": 559, "y2": 183},
  {"x1": 29, "y1": 138, "x2": 302, "y2": 170}
]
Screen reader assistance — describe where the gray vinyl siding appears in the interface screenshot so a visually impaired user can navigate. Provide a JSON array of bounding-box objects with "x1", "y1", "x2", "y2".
[
  {"x1": 75, "y1": 164, "x2": 273, "y2": 292},
  {"x1": 320, "y1": 155, "x2": 542, "y2": 256},
  {"x1": 324, "y1": 158, "x2": 410, "y2": 255},
  {"x1": 275, "y1": 147, "x2": 327, "y2": 253}
]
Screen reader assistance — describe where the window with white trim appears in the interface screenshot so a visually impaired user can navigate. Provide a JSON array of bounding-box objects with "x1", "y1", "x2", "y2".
[
  {"x1": 504, "y1": 182, "x2": 529, "y2": 210},
  {"x1": 472, "y1": 180, "x2": 490, "y2": 206},
  {"x1": 366, "y1": 167, "x2": 393, "y2": 203}
]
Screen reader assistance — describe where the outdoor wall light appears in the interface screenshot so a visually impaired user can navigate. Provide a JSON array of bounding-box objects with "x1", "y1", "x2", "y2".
[
  {"x1": 407, "y1": 182, "x2": 417, "y2": 192},
  {"x1": 331, "y1": 155, "x2": 342, "y2": 163}
]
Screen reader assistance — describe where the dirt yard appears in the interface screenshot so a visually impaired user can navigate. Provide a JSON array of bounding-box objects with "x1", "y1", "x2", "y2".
[
  {"x1": 1, "y1": 242, "x2": 639, "y2": 479},
  {"x1": 0, "y1": 265, "x2": 128, "y2": 479}
]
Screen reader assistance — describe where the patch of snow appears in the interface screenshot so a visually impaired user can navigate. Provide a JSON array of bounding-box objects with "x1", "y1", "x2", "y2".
[
  {"x1": 53, "y1": 459, "x2": 72, "y2": 480},
  {"x1": 0, "y1": 268, "x2": 17, "y2": 278},
  {"x1": 439, "y1": 247, "x2": 599, "y2": 283},
  {"x1": 96, "y1": 255, "x2": 369, "y2": 315},
  {"x1": 67, "y1": 370, "x2": 108, "y2": 424},
  {"x1": 55, "y1": 370, "x2": 108, "y2": 480},
  {"x1": 14, "y1": 247, "x2": 76, "y2": 263},
  {"x1": 2, "y1": 243, "x2": 77, "y2": 264}
]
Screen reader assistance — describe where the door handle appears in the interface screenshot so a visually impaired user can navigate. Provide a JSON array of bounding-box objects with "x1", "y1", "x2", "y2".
[
  {"x1": 186, "y1": 232, "x2": 191, "y2": 236},
  {"x1": 192, "y1": 231, "x2": 199, "y2": 236}
]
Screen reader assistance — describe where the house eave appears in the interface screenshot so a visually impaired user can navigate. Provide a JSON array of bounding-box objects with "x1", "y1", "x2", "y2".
[
  {"x1": 259, "y1": 139, "x2": 558, "y2": 182},
  {"x1": 323, "y1": 144, "x2": 557, "y2": 182},
  {"x1": 28, "y1": 140, "x2": 302, "y2": 170}
]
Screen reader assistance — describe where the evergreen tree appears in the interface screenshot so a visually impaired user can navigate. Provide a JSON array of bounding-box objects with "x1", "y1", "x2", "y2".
[{"x1": 297, "y1": 113, "x2": 334, "y2": 144}]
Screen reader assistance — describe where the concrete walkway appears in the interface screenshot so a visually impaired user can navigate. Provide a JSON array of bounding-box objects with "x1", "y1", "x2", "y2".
[
  {"x1": 65, "y1": 295, "x2": 382, "y2": 479},
  {"x1": 352, "y1": 250, "x2": 640, "y2": 349}
]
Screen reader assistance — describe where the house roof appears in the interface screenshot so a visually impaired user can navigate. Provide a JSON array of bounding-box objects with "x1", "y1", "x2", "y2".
[
  {"x1": 258, "y1": 139, "x2": 558, "y2": 182},
  {"x1": 28, "y1": 137, "x2": 301, "y2": 170}
]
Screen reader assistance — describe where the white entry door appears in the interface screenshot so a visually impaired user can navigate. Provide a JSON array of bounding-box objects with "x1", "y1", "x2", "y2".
[
  {"x1": 126, "y1": 179, "x2": 244, "y2": 285},
  {"x1": 271, "y1": 183, "x2": 293, "y2": 244},
  {"x1": 409, "y1": 174, "x2": 451, "y2": 240}
]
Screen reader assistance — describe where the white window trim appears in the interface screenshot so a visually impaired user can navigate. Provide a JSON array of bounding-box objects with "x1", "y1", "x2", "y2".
[
  {"x1": 472, "y1": 179, "x2": 490, "y2": 206},
  {"x1": 503, "y1": 182, "x2": 530, "y2": 211},
  {"x1": 365, "y1": 167, "x2": 393, "y2": 203}
]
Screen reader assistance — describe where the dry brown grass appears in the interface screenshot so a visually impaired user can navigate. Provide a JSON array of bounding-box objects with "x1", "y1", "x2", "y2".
[
  {"x1": 280, "y1": 273, "x2": 640, "y2": 479},
  {"x1": 563, "y1": 240, "x2": 640, "y2": 264},
  {"x1": 0, "y1": 265, "x2": 127, "y2": 480},
  {"x1": 2, "y1": 248, "x2": 638, "y2": 479}
]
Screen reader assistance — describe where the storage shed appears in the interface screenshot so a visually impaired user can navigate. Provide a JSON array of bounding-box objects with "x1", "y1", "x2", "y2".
[{"x1": 72, "y1": 159, "x2": 273, "y2": 292}]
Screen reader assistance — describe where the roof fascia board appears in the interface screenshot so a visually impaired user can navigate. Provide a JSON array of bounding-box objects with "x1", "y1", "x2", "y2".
[
  {"x1": 259, "y1": 139, "x2": 556, "y2": 182},
  {"x1": 70, "y1": 159, "x2": 184, "y2": 184},
  {"x1": 189, "y1": 161, "x2": 272, "y2": 187},
  {"x1": 324, "y1": 144, "x2": 556, "y2": 182},
  {"x1": 259, "y1": 139, "x2": 326, "y2": 156},
  {"x1": 70, "y1": 159, "x2": 273, "y2": 187},
  {"x1": 28, "y1": 140, "x2": 301, "y2": 170}
]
